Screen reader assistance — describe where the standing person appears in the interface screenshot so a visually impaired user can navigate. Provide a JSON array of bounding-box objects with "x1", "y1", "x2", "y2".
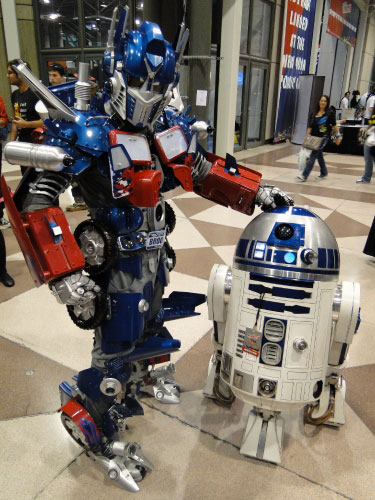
[
  {"x1": 7, "y1": 59, "x2": 43, "y2": 176},
  {"x1": 48, "y1": 63, "x2": 66, "y2": 85},
  {"x1": 0, "y1": 94, "x2": 14, "y2": 287},
  {"x1": 297, "y1": 95, "x2": 338, "y2": 182},
  {"x1": 356, "y1": 111, "x2": 375, "y2": 184},
  {"x1": 363, "y1": 215, "x2": 375, "y2": 257},
  {"x1": 340, "y1": 91, "x2": 350, "y2": 109},
  {"x1": 350, "y1": 90, "x2": 360, "y2": 109},
  {"x1": 0, "y1": 94, "x2": 10, "y2": 227},
  {"x1": 359, "y1": 87, "x2": 375, "y2": 123},
  {"x1": 0, "y1": 230, "x2": 14, "y2": 287}
]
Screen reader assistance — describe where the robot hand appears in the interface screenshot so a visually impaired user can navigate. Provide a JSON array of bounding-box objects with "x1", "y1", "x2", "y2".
[
  {"x1": 50, "y1": 272, "x2": 101, "y2": 305},
  {"x1": 255, "y1": 185, "x2": 294, "y2": 211}
]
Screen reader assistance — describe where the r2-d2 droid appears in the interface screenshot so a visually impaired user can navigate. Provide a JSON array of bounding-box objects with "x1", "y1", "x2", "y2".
[{"x1": 204, "y1": 206, "x2": 360, "y2": 463}]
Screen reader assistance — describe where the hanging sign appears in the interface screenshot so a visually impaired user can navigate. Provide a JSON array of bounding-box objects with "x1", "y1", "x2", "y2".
[
  {"x1": 327, "y1": 0, "x2": 360, "y2": 47},
  {"x1": 274, "y1": 0, "x2": 317, "y2": 142}
]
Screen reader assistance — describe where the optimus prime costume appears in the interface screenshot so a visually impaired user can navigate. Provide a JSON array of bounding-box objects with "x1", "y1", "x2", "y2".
[
  {"x1": 204, "y1": 206, "x2": 360, "y2": 463},
  {"x1": 1, "y1": 6, "x2": 293, "y2": 492}
]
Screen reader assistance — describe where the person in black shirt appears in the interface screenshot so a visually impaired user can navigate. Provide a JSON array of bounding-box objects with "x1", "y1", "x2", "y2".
[
  {"x1": 7, "y1": 59, "x2": 43, "y2": 175},
  {"x1": 297, "y1": 95, "x2": 338, "y2": 182}
]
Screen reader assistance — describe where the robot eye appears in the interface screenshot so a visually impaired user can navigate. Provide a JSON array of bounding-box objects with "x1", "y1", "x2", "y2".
[
  {"x1": 152, "y1": 83, "x2": 163, "y2": 93},
  {"x1": 127, "y1": 76, "x2": 143, "y2": 88},
  {"x1": 275, "y1": 223, "x2": 294, "y2": 240}
]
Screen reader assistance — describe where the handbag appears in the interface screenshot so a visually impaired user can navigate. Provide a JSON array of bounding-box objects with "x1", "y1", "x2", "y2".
[{"x1": 302, "y1": 135, "x2": 325, "y2": 150}]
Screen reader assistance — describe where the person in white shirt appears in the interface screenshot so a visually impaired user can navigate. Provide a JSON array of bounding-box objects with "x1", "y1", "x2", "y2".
[
  {"x1": 359, "y1": 87, "x2": 375, "y2": 122},
  {"x1": 340, "y1": 91, "x2": 350, "y2": 109}
]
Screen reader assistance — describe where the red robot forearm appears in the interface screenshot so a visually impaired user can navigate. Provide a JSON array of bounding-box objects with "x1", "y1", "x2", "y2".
[
  {"x1": 193, "y1": 152, "x2": 262, "y2": 216},
  {"x1": 1, "y1": 176, "x2": 85, "y2": 287}
]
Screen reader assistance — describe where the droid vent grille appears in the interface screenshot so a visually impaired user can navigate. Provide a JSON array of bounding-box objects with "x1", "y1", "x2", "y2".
[
  {"x1": 262, "y1": 343, "x2": 282, "y2": 365},
  {"x1": 264, "y1": 319, "x2": 285, "y2": 342},
  {"x1": 236, "y1": 330, "x2": 245, "y2": 358}
]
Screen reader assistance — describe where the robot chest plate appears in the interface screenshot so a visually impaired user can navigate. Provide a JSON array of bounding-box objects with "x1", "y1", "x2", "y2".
[{"x1": 108, "y1": 130, "x2": 161, "y2": 205}]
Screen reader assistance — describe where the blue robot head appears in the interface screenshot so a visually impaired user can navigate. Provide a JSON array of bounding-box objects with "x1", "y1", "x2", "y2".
[{"x1": 103, "y1": 7, "x2": 188, "y2": 128}]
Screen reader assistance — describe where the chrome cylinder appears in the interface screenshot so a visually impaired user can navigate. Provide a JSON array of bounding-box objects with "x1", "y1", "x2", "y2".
[
  {"x1": 4, "y1": 142, "x2": 70, "y2": 171},
  {"x1": 74, "y1": 62, "x2": 91, "y2": 111}
]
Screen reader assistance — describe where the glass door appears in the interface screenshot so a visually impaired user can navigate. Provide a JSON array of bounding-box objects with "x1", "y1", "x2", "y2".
[
  {"x1": 235, "y1": 0, "x2": 273, "y2": 151},
  {"x1": 246, "y1": 63, "x2": 268, "y2": 145}
]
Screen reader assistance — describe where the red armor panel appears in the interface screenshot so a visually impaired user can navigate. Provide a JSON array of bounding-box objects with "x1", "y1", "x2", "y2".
[
  {"x1": 127, "y1": 170, "x2": 162, "y2": 207},
  {"x1": 60, "y1": 399, "x2": 101, "y2": 448},
  {"x1": 167, "y1": 164, "x2": 193, "y2": 191},
  {"x1": 1, "y1": 176, "x2": 85, "y2": 287},
  {"x1": 194, "y1": 153, "x2": 262, "y2": 216}
]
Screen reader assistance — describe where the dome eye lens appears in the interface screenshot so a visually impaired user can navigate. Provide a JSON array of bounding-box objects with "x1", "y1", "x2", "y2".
[{"x1": 275, "y1": 223, "x2": 294, "y2": 240}]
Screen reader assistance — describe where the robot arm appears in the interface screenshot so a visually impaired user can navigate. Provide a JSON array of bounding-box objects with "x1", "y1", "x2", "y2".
[
  {"x1": 193, "y1": 151, "x2": 293, "y2": 214},
  {"x1": 50, "y1": 273, "x2": 101, "y2": 306},
  {"x1": 1, "y1": 175, "x2": 85, "y2": 287}
]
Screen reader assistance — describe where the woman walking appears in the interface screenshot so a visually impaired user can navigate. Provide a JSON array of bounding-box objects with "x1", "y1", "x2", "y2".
[{"x1": 297, "y1": 95, "x2": 338, "y2": 182}]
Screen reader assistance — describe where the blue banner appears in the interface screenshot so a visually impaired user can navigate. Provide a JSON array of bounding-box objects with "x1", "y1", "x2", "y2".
[{"x1": 274, "y1": 0, "x2": 317, "y2": 142}]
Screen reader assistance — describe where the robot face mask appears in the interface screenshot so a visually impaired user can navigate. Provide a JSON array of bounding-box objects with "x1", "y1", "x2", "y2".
[{"x1": 104, "y1": 17, "x2": 178, "y2": 128}]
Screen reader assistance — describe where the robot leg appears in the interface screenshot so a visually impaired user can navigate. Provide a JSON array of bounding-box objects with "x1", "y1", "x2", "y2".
[
  {"x1": 59, "y1": 363, "x2": 153, "y2": 492},
  {"x1": 203, "y1": 264, "x2": 235, "y2": 405},
  {"x1": 305, "y1": 281, "x2": 360, "y2": 426}
]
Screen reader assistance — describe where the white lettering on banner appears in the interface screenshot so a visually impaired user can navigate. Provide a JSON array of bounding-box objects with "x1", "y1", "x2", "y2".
[
  {"x1": 329, "y1": 9, "x2": 356, "y2": 32},
  {"x1": 289, "y1": 11, "x2": 309, "y2": 31},
  {"x1": 290, "y1": 34, "x2": 305, "y2": 51},
  {"x1": 289, "y1": 0, "x2": 311, "y2": 10},
  {"x1": 282, "y1": 76, "x2": 300, "y2": 89},
  {"x1": 295, "y1": 57, "x2": 306, "y2": 71},
  {"x1": 282, "y1": 54, "x2": 295, "y2": 69}
]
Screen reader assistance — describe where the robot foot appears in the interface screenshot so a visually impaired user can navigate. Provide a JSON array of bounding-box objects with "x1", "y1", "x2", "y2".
[
  {"x1": 304, "y1": 381, "x2": 346, "y2": 427},
  {"x1": 89, "y1": 441, "x2": 154, "y2": 493},
  {"x1": 149, "y1": 364, "x2": 181, "y2": 404},
  {"x1": 240, "y1": 409, "x2": 284, "y2": 464}
]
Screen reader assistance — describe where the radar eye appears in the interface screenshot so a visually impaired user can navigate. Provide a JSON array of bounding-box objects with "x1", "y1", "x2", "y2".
[{"x1": 275, "y1": 223, "x2": 294, "y2": 240}]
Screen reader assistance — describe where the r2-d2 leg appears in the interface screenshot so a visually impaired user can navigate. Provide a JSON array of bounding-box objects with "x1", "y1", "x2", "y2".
[
  {"x1": 305, "y1": 281, "x2": 360, "y2": 426},
  {"x1": 203, "y1": 264, "x2": 235, "y2": 405}
]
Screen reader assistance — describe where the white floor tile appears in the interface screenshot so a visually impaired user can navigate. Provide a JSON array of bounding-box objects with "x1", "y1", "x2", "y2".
[
  {"x1": 0, "y1": 413, "x2": 81, "y2": 500},
  {"x1": 191, "y1": 204, "x2": 252, "y2": 229}
]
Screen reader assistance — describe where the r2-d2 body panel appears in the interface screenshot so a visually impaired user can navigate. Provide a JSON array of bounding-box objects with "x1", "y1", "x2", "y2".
[{"x1": 220, "y1": 206, "x2": 340, "y2": 412}]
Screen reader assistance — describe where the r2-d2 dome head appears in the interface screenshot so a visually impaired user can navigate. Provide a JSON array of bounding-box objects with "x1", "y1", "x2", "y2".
[
  {"x1": 234, "y1": 206, "x2": 339, "y2": 281},
  {"x1": 103, "y1": 6, "x2": 185, "y2": 128}
]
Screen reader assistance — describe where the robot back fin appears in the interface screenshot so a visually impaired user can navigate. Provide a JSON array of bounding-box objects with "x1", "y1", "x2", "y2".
[
  {"x1": 114, "y1": 6, "x2": 129, "y2": 47},
  {"x1": 106, "y1": 6, "x2": 118, "y2": 52},
  {"x1": 12, "y1": 61, "x2": 76, "y2": 122},
  {"x1": 174, "y1": 22, "x2": 185, "y2": 51},
  {"x1": 175, "y1": 29, "x2": 189, "y2": 67}
]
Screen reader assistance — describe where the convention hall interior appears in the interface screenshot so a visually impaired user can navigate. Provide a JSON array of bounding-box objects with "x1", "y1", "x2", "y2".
[{"x1": 1, "y1": 1, "x2": 375, "y2": 499}]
